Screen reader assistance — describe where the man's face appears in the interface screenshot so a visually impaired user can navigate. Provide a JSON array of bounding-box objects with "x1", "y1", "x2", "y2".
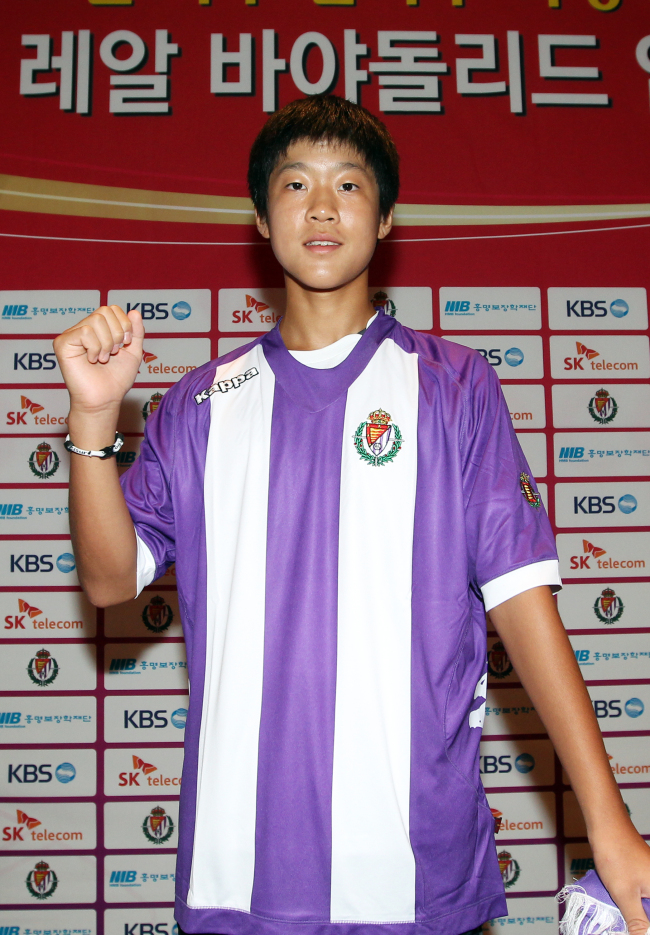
[{"x1": 256, "y1": 140, "x2": 393, "y2": 293}]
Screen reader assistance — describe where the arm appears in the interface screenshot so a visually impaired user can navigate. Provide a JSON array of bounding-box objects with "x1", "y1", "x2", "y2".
[
  {"x1": 488, "y1": 586, "x2": 650, "y2": 935},
  {"x1": 53, "y1": 305, "x2": 144, "y2": 607}
]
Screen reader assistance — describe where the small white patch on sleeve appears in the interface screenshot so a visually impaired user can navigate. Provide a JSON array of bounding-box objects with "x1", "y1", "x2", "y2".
[{"x1": 469, "y1": 672, "x2": 488, "y2": 729}]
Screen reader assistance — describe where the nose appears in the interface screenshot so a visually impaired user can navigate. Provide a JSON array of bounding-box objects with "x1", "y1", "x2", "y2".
[{"x1": 307, "y1": 184, "x2": 339, "y2": 223}]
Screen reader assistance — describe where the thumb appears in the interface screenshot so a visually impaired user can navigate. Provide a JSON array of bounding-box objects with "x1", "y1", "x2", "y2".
[
  {"x1": 122, "y1": 308, "x2": 145, "y2": 358},
  {"x1": 618, "y1": 896, "x2": 650, "y2": 935}
]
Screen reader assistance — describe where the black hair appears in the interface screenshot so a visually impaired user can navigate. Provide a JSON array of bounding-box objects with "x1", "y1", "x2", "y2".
[{"x1": 247, "y1": 95, "x2": 400, "y2": 221}]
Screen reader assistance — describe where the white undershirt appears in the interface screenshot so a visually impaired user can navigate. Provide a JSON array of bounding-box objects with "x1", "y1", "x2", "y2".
[
  {"x1": 135, "y1": 310, "x2": 561, "y2": 606},
  {"x1": 288, "y1": 313, "x2": 377, "y2": 369}
]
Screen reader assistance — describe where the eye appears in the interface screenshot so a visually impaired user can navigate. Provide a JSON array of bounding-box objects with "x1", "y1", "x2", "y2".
[
  {"x1": 339, "y1": 182, "x2": 359, "y2": 192},
  {"x1": 287, "y1": 181, "x2": 305, "y2": 191}
]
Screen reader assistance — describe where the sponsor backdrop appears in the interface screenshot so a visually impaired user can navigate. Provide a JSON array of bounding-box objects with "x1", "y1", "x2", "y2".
[{"x1": 2, "y1": 0, "x2": 650, "y2": 932}]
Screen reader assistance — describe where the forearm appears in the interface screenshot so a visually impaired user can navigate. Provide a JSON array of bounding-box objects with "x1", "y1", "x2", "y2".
[
  {"x1": 487, "y1": 587, "x2": 632, "y2": 843},
  {"x1": 68, "y1": 408, "x2": 137, "y2": 607}
]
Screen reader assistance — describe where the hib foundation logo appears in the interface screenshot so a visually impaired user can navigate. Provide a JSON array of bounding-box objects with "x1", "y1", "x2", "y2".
[
  {"x1": 557, "y1": 533, "x2": 650, "y2": 579},
  {"x1": 548, "y1": 287, "x2": 648, "y2": 330},
  {"x1": 551, "y1": 336, "x2": 650, "y2": 380},
  {"x1": 439, "y1": 288, "x2": 541, "y2": 331},
  {"x1": 554, "y1": 432, "x2": 650, "y2": 477},
  {"x1": 0, "y1": 290, "x2": 100, "y2": 333}
]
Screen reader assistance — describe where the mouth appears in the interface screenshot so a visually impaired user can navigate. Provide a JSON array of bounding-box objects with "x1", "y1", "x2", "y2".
[{"x1": 304, "y1": 238, "x2": 342, "y2": 253}]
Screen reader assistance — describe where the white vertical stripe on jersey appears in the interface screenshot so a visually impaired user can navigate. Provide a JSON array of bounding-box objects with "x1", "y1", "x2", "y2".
[
  {"x1": 187, "y1": 346, "x2": 274, "y2": 910},
  {"x1": 331, "y1": 340, "x2": 419, "y2": 922}
]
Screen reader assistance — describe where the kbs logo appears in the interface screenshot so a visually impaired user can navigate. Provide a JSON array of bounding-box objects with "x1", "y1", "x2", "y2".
[
  {"x1": 593, "y1": 697, "x2": 645, "y2": 719},
  {"x1": 566, "y1": 298, "x2": 628, "y2": 319},
  {"x1": 142, "y1": 806, "x2": 174, "y2": 845},
  {"x1": 123, "y1": 708, "x2": 186, "y2": 729},
  {"x1": 588, "y1": 389, "x2": 618, "y2": 425},
  {"x1": 594, "y1": 588, "x2": 624, "y2": 624},
  {"x1": 13, "y1": 351, "x2": 57, "y2": 371},
  {"x1": 26, "y1": 648, "x2": 59, "y2": 687},
  {"x1": 497, "y1": 850, "x2": 521, "y2": 888},
  {"x1": 477, "y1": 346, "x2": 524, "y2": 368},
  {"x1": 28, "y1": 442, "x2": 60, "y2": 479},
  {"x1": 26, "y1": 859, "x2": 58, "y2": 899},
  {"x1": 7, "y1": 761, "x2": 77, "y2": 784},
  {"x1": 573, "y1": 495, "x2": 636, "y2": 515},
  {"x1": 480, "y1": 752, "x2": 535, "y2": 775},
  {"x1": 9, "y1": 553, "x2": 75, "y2": 573},
  {"x1": 126, "y1": 300, "x2": 191, "y2": 321}
]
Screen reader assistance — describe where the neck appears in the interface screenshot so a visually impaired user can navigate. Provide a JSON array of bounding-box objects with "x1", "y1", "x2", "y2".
[{"x1": 279, "y1": 271, "x2": 375, "y2": 351}]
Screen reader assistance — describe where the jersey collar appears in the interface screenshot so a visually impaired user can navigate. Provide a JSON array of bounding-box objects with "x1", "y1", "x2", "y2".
[{"x1": 261, "y1": 310, "x2": 398, "y2": 413}]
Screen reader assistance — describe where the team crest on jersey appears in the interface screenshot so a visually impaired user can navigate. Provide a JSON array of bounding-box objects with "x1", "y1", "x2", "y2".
[
  {"x1": 497, "y1": 850, "x2": 521, "y2": 889},
  {"x1": 519, "y1": 473, "x2": 540, "y2": 509},
  {"x1": 142, "y1": 392, "x2": 163, "y2": 422},
  {"x1": 28, "y1": 442, "x2": 60, "y2": 479},
  {"x1": 593, "y1": 587, "x2": 624, "y2": 625},
  {"x1": 588, "y1": 388, "x2": 618, "y2": 425},
  {"x1": 142, "y1": 805, "x2": 174, "y2": 845},
  {"x1": 27, "y1": 648, "x2": 59, "y2": 687},
  {"x1": 487, "y1": 641, "x2": 513, "y2": 680},
  {"x1": 353, "y1": 409, "x2": 403, "y2": 466},
  {"x1": 26, "y1": 860, "x2": 58, "y2": 899},
  {"x1": 142, "y1": 595, "x2": 174, "y2": 634}
]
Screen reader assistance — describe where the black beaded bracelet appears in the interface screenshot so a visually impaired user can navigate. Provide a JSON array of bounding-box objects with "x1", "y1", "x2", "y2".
[{"x1": 63, "y1": 432, "x2": 125, "y2": 460}]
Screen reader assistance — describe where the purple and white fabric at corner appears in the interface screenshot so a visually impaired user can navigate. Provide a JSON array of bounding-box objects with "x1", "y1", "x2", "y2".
[{"x1": 121, "y1": 310, "x2": 560, "y2": 935}]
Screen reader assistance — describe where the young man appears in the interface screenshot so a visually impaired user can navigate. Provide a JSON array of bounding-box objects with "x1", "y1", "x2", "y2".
[{"x1": 54, "y1": 96, "x2": 649, "y2": 935}]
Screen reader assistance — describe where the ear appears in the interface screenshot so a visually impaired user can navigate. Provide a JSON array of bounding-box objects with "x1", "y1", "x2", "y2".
[
  {"x1": 377, "y1": 206, "x2": 394, "y2": 242},
  {"x1": 255, "y1": 211, "x2": 270, "y2": 240}
]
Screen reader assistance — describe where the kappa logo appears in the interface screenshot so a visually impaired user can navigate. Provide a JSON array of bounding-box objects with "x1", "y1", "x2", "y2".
[
  {"x1": 142, "y1": 392, "x2": 163, "y2": 422},
  {"x1": 593, "y1": 588, "x2": 624, "y2": 624},
  {"x1": 26, "y1": 859, "x2": 58, "y2": 900},
  {"x1": 142, "y1": 805, "x2": 175, "y2": 845},
  {"x1": 588, "y1": 388, "x2": 618, "y2": 425},
  {"x1": 28, "y1": 442, "x2": 60, "y2": 479},
  {"x1": 354, "y1": 408, "x2": 403, "y2": 466},
  {"x1": 487, "y1": 641, "x2": 514, "y2": 680},
  {"x1": 27, "y1": 648, "x2": 59, "y2": 687},
  {"x1": 497, "y1": 850, "x2": 521, "y2": 888},
  {"x1": 519, "y1": 472, "x2": 541, "y2": 509},
  {"x1": 194, "y1": 367, "x2": 259, "y2": 405},
  {"x1": 142, "y1": 595, "x2": 174, "y2": 634}
]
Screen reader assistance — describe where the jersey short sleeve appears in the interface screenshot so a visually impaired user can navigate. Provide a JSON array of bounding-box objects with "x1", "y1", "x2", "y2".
[
  {"x1": 120, "y1": 389, "x2": 177, "y2": 590},
  {"x1": 462, "y1": 354, "x2": 560, "y2": 611}
]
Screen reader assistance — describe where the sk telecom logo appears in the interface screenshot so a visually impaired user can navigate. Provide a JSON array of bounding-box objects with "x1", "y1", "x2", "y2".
[
  {"x1": 571, "y1": 540, "x2": 606, "y2": 570},
  {"x1": 4, "y1": 598, "x2": 42, "y2": 631},
  {"x1": 142, "y1": 350, "x2": 158, "y2": 364},
  {"x1": 3, "y1": 809, "x2": 41, "y2": 841},
  {"x1": 119, "y1": 755, "x2": 157, "y2": 788}
]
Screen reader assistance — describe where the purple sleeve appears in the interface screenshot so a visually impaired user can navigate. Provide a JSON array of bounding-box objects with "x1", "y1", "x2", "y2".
[
  {"x1": 462, "y1": 354, "x2": 558, "y2": 592},
  {"x1": 120, "y1": 389, "x2": 176, "y2": 582}
]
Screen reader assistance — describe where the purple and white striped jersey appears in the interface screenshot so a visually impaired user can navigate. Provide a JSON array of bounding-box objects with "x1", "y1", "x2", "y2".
[{"x1": 121, "y1": 310, "x2": 560, "y2": 935}]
